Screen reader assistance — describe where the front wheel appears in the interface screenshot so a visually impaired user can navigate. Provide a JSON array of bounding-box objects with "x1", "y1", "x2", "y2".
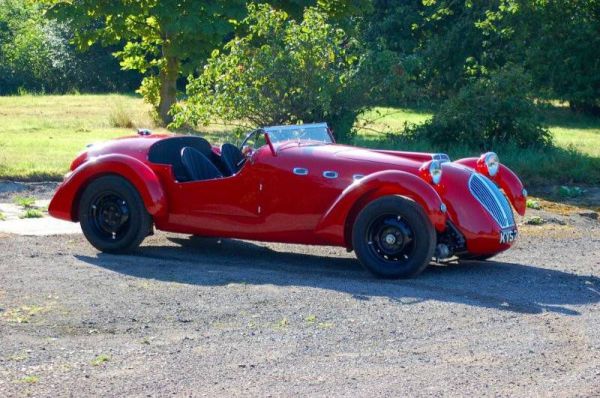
[
  {"x1": 78, "y1": 175, "x2": 152, "y2": 253},
  {"x1": 352, "y1": 196, "x2": 436, "y2": 279}
]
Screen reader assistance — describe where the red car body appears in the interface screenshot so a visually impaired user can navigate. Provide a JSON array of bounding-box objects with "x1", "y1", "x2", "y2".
[{"x1": 49, "y1": 124, "x2": 527, "y2": 276}]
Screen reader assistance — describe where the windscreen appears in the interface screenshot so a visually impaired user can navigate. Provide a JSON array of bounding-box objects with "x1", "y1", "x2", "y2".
[{"x1": 263, "y1": 123, "x2": 333, "y2": 144}]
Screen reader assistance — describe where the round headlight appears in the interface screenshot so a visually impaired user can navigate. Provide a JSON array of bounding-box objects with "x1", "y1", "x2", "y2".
[
  {"x1": 429, "y1": 160, "x2": 443, "y2": 185},
  {"x1": 484, "y1": 152, "x2": 500, "y2": 177}
]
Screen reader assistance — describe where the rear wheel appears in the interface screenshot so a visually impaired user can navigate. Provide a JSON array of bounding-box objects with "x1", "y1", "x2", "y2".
[
  {"x1": 352, "y1": 196, "x2": 436, "y2": 279},
  {"x1": 78, "y1": 175, "x2": 152, "y2": 253}
]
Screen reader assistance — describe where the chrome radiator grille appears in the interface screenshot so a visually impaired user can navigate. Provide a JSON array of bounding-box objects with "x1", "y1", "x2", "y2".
[{"x1": 469, "y1": 173, "x2": 515, "y2": 228}]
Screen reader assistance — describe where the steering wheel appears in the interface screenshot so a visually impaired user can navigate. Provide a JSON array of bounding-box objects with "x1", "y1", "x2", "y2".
[{"x1": 239, "y1": 128, "x2": 266, "y2": 158}]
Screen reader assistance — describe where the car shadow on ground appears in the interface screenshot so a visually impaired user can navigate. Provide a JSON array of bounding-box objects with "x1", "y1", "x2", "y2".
[{"x1": 76, "y1": 236, "x2": 599, "y2": 317}]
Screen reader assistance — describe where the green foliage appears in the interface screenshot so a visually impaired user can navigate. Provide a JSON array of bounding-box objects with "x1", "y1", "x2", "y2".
[
  {"x1": 408, "y1": 66, "x2": 552, "y2": 149},
  {"x1": 526, "y1": 200, "x2": 542, "y2": 210},
  {"x1": 19, "y1": 209, "x2": 44, "y2": 219},
  {"x1": 0, "y1": 211, "x2": 6, "y2": 221},
  {"x1": 364, "y1": 0, "x2": 495, "y2": 103},
  {"x1": 13, "y1": 196, "x2": 36, "y2": 208},
  {"x1": 45, "y1": 0, "x2": 246, "y2": 124},
  {"x1": 0, "y1": 0, "x2": 139, "y2": 95},
  {"x1": 18, "y1": 375, "x2": 39, "y2": 384},
  {"x1": 91, "y1": 354, "x2": 111, "y2": 366},
  {"x1": 525, "y1": 216, "x2": 545, "y2": 226},
  {"x1": 479, "y1": 0, "x2": 600, "y2": 113},
  {"x1": 173, "y1": 4, "x2": 399, "y2": 143},
  {"x1": 558, "y1": 186, "x2": 585, "y2": 199}
]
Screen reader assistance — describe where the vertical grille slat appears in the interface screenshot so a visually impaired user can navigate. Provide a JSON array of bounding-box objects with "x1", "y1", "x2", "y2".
[{"x1": 469, "y1": 173, "x2": 515, "y2": 228}]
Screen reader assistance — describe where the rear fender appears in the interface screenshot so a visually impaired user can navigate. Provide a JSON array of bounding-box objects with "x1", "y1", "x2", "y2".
[
  {"x1": 455, "y1": 158, "x2": 527, "y2": 216},
  {"x1": 48, "y1": 154, "x2": 167, "y2": 221},
  {"x1": 315, "y1": 170, "x2": 447, "y2": 247}
]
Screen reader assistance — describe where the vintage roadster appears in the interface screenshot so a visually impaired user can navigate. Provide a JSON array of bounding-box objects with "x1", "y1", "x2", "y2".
[{"x1": 49, "y1": 123, "x2": 527, "y2": 278}]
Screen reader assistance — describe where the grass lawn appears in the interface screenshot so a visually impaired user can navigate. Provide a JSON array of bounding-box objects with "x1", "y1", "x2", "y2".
[
  {"x1": 0, "y1": 94, "x2": 599, "y2": 185},
  {"x1": 0, "y1": 94, "x2": 161, "y2": 180}
]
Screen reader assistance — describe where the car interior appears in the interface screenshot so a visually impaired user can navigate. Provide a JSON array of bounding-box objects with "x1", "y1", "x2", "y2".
[{"x1": 148, "y1": 136, "x2": 244, "y2": 182}]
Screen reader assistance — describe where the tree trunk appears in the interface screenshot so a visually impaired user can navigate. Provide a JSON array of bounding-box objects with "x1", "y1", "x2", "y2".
[{"x1": 157, "y1": 55, "x2": 179, "y2": 126}]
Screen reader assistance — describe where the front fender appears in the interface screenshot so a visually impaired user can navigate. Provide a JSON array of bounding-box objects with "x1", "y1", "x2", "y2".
[
  {"x1": 48, "y1": 154, "x2": 167, "y2": 222},
  {"x1": 455, "y1": 158, "x2": 527, "y2": 216},
  {"x1": 315, "y1": 170, "x2": 447, "y2": 247}
]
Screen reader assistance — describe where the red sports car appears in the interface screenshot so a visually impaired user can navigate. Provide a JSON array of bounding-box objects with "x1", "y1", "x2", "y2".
[{"x1": 49, "y1": 123, "x2": 527, "y2": 278}]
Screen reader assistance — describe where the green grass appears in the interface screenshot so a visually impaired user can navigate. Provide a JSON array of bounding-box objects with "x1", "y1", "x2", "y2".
[
  {"x1": 91, "y1": 354, "x2": 111, "y2": 366},
  {"x1": 18, "y1": 375, "x2": 39, "y2": 384},
  {"x1": 0, "y1": 94, "x2": 598, "y2": 185},
  {"x1": 0, "y1": 94, "x2": 161, "y2": 180},
  {"x1": 13, "y1": 196, "x2": 36, "y2": 208},
  {"x1": 19, "y1": 209, "x2": 44, "y2": 219},
  {"x1": 0, "y1": 94, "x2": 239, "y2": 180}
]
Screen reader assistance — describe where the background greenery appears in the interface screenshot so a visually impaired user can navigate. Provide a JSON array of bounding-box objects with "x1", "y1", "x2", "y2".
[{"x1": 0, "y1": 0, "x2": 599, "y2": 186}]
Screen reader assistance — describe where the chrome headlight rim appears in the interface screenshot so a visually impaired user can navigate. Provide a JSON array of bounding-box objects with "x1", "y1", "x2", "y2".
[
  {"x1": 429, "y1": 160, "x2": 443, "y2": 185},
  {"x1": 484, "y1": 152, "x2": 500, "y2": 177}
]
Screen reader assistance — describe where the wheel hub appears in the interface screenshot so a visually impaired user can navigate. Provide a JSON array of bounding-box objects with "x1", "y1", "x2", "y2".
[
  {"x1": 91, "y1": 194, "x2": 130, "y2": 237},
  {"x1": 384, "y1": 233, "x2": 397, "y2": 245},
  {"x1": 367, "y1": 215, "x2": 415, "y2": 262}
]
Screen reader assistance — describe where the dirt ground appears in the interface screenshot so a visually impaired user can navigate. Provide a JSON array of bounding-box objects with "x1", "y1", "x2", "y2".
[{"x1": 0, "y1": 183, "x2": 599, "y2": 397}]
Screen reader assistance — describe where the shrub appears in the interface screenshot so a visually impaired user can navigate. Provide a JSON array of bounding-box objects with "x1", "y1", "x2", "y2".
[
  {"x1": 409, "y1": 66, "x2": 552, "y2": 149},
  {"x1": 172, "y1": 4, "x2": 399, "y2": 143}
]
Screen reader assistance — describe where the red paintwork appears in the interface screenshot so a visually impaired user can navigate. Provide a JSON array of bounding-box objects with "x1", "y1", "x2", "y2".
[
  {"x1": 454, "y1": 157, "x2": 527, "y2": 216},
  {"x1": 49, "y1": 132, "x2": 527, "y2": 256},
  {"x1": 48, "y1": 153, "x2": 167, "y2": 221}
]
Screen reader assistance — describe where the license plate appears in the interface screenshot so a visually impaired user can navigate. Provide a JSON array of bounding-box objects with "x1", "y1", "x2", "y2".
[{"x1": 500, "y1": 228, "x2": 518, "y2": 244}]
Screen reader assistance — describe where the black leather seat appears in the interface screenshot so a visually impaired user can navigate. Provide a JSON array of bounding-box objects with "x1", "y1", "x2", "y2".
[
  {"x1": 148, "y1": 136, "x2": 214, "y2": 182},
  {"x1": 220, "y1": 143, "x2": 245, "y2": 176},
  {"x1": 180, "y1": 147, "x2": 223, "y2": 181}
]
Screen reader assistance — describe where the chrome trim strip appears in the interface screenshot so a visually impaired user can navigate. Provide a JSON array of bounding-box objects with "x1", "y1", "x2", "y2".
[
  {"x1": 293, "y1": 167, "x2": 308, "y2": 176},
  {"x1": 323, "y1": 171, "x2": 338, "y2": 179}
]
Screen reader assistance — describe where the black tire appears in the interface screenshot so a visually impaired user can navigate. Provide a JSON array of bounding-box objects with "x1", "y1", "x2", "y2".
[
  {"x1": 78, "y1": 175, "x2": 152, "y2": 253},
  {"x1": 352, "y1": 195, "x2": 436, "y2": 279}
]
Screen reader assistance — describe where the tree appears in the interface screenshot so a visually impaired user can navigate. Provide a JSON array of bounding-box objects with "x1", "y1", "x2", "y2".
[
  {"x1": 364, "y1": 0, "x2": 499, "y2": 103},
  {"x1": 172, "y1": 4, "x2": 399, "y2": 142},
  {"x1": 0, "y1": 0, "x2": 137, "y2": 95},
  {"x1": 479, "y1": 0, "x2": 600, "y2": 113},
  {"x1": 45, "y1": 0, "x2": 246, "y2": 124}
]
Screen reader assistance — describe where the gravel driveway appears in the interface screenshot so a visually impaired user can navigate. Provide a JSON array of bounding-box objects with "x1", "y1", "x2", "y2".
[{"x1": 0, "y1": 203, "x2": 599, "y2": 396}]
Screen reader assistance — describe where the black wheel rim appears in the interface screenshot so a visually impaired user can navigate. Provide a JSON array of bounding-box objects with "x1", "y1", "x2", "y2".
[
  {"x1": 366, "y1": 214, "x2": 416, "y2": 264},
  {"x1": 88, "y1": 191, "x2": 131, "y2": 241}
]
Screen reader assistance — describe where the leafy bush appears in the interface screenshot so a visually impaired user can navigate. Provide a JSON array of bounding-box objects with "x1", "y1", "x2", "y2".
[
  {"x1": 0, "y1": 0, "x2": 140, "y2": 95},
  {"x1": 172, "y1": 4, "x2": 399, "y2": 143},
  {"x1": 409, "y1": 66, "x2": 552, "y2": 149}
]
